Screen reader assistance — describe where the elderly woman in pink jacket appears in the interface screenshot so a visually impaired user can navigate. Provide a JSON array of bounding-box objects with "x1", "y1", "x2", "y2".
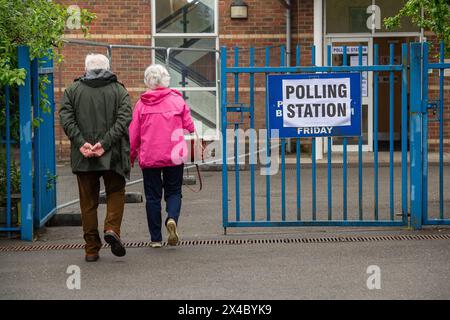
[{"x1": 129, "y1": 64, "x2": 195, "y2": 248}]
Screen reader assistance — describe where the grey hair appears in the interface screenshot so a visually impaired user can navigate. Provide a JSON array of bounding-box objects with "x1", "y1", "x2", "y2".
[
  {"x1": 144, "y1": 64, "x2": 171, "y2": 89},
  {"x1": 85, "y1": 54, "x2": 110, "y2": 71}
]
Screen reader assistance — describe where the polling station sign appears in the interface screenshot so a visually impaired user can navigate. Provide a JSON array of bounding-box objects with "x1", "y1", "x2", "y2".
[{"x1": 267, "y1": 73, "x2": 362, "y2": 138}]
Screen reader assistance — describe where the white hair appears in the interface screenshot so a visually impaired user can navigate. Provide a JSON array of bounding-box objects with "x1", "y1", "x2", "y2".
[
  {"x1": 144, "y1": 64, "x2": 171, "y2": 89},
  {"x1": 85, "y1": 54, "x2": 110, "y2": 71}
]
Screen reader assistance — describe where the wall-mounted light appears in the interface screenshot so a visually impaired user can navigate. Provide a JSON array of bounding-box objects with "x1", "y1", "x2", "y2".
[{"x1": 230, "y1": 0, "x2": 248, "y2": 19}]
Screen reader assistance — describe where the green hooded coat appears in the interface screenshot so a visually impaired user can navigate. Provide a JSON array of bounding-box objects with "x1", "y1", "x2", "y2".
[{"x1": 59, "y1": 69, "x2": 132, "y2": 179}]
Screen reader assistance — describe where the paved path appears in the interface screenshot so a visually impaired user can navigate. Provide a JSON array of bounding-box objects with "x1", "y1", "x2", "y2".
[{"x1": 1, "y1": 237, "x2": 449, "y2": 299}]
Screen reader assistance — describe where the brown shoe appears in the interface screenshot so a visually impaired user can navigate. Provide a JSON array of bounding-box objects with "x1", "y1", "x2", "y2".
[
  {"x1": 104, "y1": 230, "x2": 126, "y2": 257},
  {"x1": 85, "y1": 254, "x2": 99, "y2": 262}
]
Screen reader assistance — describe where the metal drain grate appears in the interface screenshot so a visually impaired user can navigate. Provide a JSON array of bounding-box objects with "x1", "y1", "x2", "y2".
[{"x1": 0, "y1": 233, "x2": 449, "y2": 252}]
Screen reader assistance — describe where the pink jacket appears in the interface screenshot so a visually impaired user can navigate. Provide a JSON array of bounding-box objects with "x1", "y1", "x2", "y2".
[{"x1": 129, "y1": 87, "x2": 195, "y2": 168}]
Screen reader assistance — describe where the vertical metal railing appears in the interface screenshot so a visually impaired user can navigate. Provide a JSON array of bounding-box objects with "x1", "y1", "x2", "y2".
[
  {"x1": 389, "y1": 43, "x2": 395, "y2": 220},
  {"x1": 249, "y1": 47, "x2": 256, "y2": 222},
  {"x1": 438, "y1": 42, "x2": 445, "y2": 221},
  {"x1": 401, "y1": 43, "x2": 408, "y2": 224},
  {"x1": 358, "y1": 45, "x2": 364, "y2": 220},
  {"x1": 326, "y1": 45, "x2": 332, "y2": 221},
  {"x1": 311, "y1": 45, "x2": 317, "y2": 221},
  {"x1": 295, "y1": 45, "x2": 302, "y2": 221},
  {"x1": 233, "y1": 47, "x2": 240, "y2": 222},
  {"x1": 422, "y1": 43, "x2": 429, "y2": 224},
  {"x1": 31, "y1": 58, "x2": 41, "y2": 227},
  {"x1": 373, "y1": 44, "x2": 379, "y2": 221},
  {"x1": 5, "y1": 84, "x2": 12, "y2": 233},
  {"x1": 280, "y1": 46, "x2": 286, "y2": 221},
  {"x1": 265, "y1": 47, "x2": 271, "y2": 222},
  {"x1": 342, "y1": 45, "x2": 348, "y2": 221},
  {"x1": 17, "y1": 46, "x2": 34, "y2": 241}
]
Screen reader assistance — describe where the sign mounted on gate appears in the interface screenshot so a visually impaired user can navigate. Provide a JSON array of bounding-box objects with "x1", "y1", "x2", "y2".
[{"x1": 267, "y1": 73, "x2": 362, "y2": 138}]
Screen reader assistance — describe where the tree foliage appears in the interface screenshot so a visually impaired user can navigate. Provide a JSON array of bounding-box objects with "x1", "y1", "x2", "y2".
[
  {"x1": 0, "y1": 0, "x2": 96, "y2": 86},
  {"x1": 384, "y1": 0, "x2": 450, "y2": 53}
]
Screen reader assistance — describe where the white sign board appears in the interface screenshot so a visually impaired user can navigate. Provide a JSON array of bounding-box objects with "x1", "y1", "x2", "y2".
[
  {"x1": 350, "y1": 55, "x2": 368, "y2": 97},
  {"x1": 281, "y1": 78, "x2": 352, "y2": 128}
]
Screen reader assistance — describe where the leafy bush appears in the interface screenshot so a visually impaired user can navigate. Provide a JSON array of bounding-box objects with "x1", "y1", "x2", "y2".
[{"x1": 0, "y1": 1, "x2": 95, "y2": 206}]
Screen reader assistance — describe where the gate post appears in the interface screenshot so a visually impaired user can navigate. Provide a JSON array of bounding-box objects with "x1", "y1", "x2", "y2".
[
  {"x1": 409, "y1": 43, "x2": 423, "y2": 230},
  {"x1": 18, "y1": 46, "x2": 34, "y2": 241},
  {"x1": 220, "y1": 46, "x2": 228, "y2": 235}
]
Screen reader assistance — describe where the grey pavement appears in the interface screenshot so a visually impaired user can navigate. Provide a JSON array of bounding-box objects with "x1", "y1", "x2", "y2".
[{"x1": 0, "y1": 156, "x2": 449, "y2": 299}]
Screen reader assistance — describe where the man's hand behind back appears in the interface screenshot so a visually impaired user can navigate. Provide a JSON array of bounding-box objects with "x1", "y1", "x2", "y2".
[
  {"x1": 91, "y1": 142, "x2": 105, "y2": 157},
  {"x1": 79, "y1": 142, "x2": 105, "y2": 158},
  {"x1": 79, "y1": 143, "x2": 94, "y2": 158}
]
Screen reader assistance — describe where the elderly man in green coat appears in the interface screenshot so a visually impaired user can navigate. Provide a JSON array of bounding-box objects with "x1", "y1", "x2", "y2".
[{"x1": 60, "y1": 54, "x2": 132, "y2": 262}]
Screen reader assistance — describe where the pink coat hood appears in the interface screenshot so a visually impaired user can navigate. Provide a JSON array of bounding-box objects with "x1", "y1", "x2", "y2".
[{"x1": 129, "y1": 87, "x2": 195, "y2": 168}]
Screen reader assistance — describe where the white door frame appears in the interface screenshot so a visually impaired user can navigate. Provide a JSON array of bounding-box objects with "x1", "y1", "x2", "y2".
[
  {"x1": 314, "y1": 0, "x2": 324, "y2": 160},
  {"x1": 324, "y1": 36, "x2": 374, "y2": 153}
]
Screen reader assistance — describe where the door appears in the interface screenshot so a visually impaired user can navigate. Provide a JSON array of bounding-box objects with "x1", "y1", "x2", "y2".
[
  {"x1": 373, "y1": 37, "x2": 415, "y2": 151},
  {"x1": 326, "y1": 37, "x2": 373, "y2": 152}
]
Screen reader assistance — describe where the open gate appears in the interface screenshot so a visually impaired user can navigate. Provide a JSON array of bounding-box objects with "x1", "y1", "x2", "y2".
[{"x1": 0, "y1": 47, "x2": 57, "y2": 240}]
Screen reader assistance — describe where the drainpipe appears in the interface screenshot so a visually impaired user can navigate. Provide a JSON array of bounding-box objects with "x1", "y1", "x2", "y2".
[{"x1": 286, "y1": 0, "x2": 291, "y2": 67}]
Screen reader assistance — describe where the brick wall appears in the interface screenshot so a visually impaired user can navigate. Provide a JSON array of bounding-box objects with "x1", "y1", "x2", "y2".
[
  {"x1": 54, "y1": 0, "x2": 310, "y2": 160},
  {"x1": 55, "y1": 0, "x2": 152, "y2": 160}
]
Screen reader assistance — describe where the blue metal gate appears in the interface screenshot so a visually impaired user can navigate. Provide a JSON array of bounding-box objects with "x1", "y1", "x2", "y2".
[
  {"x1": 410, "y1": 42, "x2": 450, "y2": 228},
  {"x1": 0, "y1": 46, "x2": 57, "y2": 240},
  {"x1": 221, "y1": 44, "x2": 408, "y2": 232},
  {"x1": 220, "y1": 43, "x2": 410, "y2": 232}
]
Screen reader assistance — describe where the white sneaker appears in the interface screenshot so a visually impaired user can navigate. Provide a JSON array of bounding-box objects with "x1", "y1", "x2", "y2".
[
  {"x1": 166, "y1": 219, "x2": 179, "y2": 246},
  {"x1": 149, "y1": 241, "x2": 162, "y2": 248}
]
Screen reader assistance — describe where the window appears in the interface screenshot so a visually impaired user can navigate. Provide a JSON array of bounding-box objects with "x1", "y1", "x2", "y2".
[
  {"x1": 152, "y1": 0, "x2": 219, "y2": 139},
  {"x1": 326, "y1": 0, "x2": 419, "y2": 34},
  {"x1": 154, "y1": 0, "x2": 215, "y2": 34}
]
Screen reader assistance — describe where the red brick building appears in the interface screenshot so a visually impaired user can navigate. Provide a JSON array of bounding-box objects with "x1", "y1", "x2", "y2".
[{"x1": 55, "y1": 0, "x2": 449, "y2": 160}]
